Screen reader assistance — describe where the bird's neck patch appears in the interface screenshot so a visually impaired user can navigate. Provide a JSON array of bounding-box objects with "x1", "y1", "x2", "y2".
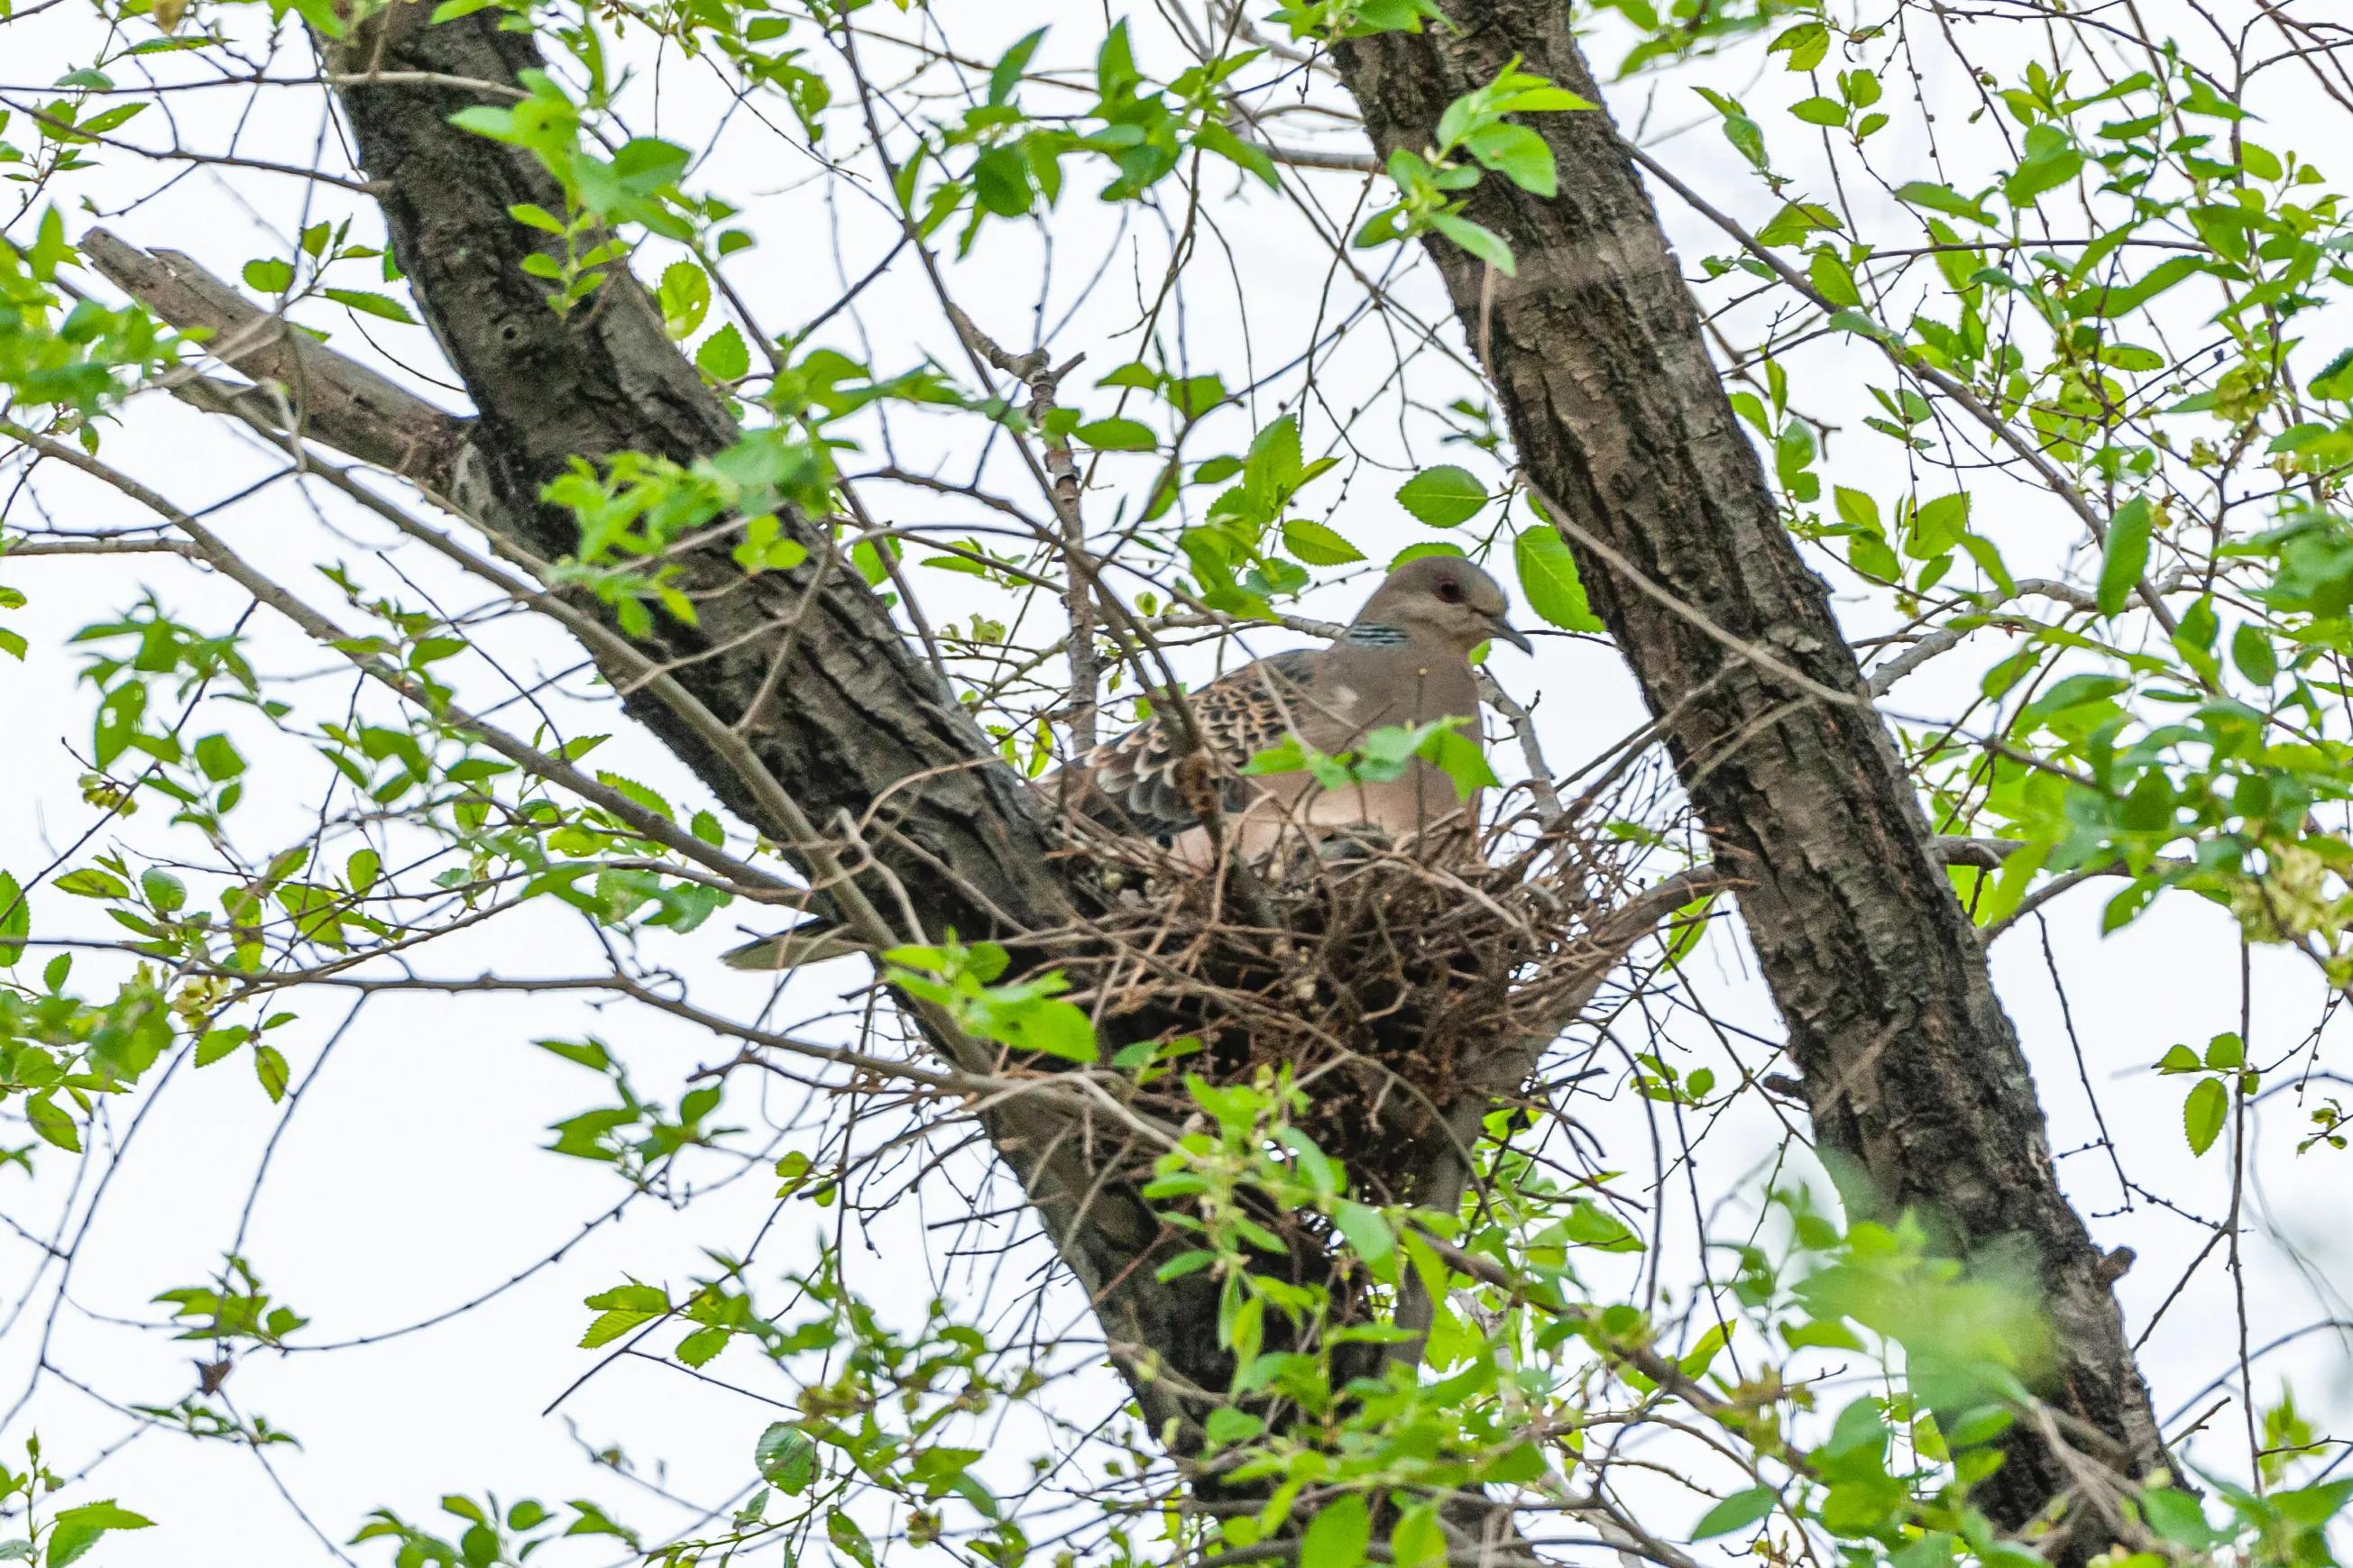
[{"x1": 1342, "y1": 622, "x2": 1409, "y2": 648}]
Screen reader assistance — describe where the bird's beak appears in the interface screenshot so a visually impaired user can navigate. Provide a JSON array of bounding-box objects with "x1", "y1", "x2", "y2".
[{"x1": 1491, "y1": 617, "x2": 1534, "y2": 656}]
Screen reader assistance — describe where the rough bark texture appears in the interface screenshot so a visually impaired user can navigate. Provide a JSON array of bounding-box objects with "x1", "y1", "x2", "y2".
[
  {"x1": 1328, "y1": 2, "x2": 2163, "y2": 1541},
  {"x1": 314, "y1": 5, "x2": 1247, "y2": 1456}
]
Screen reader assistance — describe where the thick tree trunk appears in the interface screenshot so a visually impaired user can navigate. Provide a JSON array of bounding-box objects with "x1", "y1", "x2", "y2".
[
  {"x1": 1328, "y1": 2, "x2": 2163, "y2": 1543},
  {"x1": 312, "y1": 3, "x2": 1254, "y2": 1453}
]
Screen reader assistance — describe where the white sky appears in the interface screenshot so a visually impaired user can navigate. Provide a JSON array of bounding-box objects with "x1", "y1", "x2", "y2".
[{"x1": 1, "y1": 2, "x2": 2348, "y2": 1564}]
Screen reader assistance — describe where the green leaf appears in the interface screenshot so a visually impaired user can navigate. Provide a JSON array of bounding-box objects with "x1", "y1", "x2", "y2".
[
  {"x1": 2095, "y1": 497, "x2": 2154, "y2": 616},
  {"x1": 657, "y1": 261, "x2": 711, "y2": 340},
  {"x1": 988, "y1": 27, "x2": 1047, "y2": 106},
  {"x1": 241, "y1": 258, "x2": 294, "y2": 293},
  {"x1": 2004, "y1": 124, "x2": 2085, "y2": 206},
  {"x1": 756, "y1": 1424, "x2": 817, "y2": 1494},
  {"x1": 1833, "y1": 486, "x2": 1880, "y2": 532},
  {"x1": 46, "y1": 1503, "x2": 153, "y2": 1568},
  {"x1": 1395, "y1": 465, "x2": 1488, "y2": 528},
  {"x1": 1790, "y1": 96, "x2": 1847, "y2": 126},
  {"x1": 581, "y1": 1305, "x2": 664, "y2": 1349},
  {"x1": 1678, "y1": 1321, "x2": 1733, "y2": 1377},
  {"x1": 1390, "y1": 1503, "x2": 1447, "y2": 1568},
  {"x1": 1462, "y1": 122, "x2": 1556, "y2": 197},
  {"x1": 1193, "y1": 122, "x2": 1279, "y2": 188},
  {"x1": 994, "y1": 997, "x2": 1099, "y2": 1063},
  {"x1": 0, "y1": 873, "x2": 25, "y2": 966},
  {"x1": 1692, "y1": 1487, "x2": 1777, "y2": 1540},
  {"x1": 1281, "y1": 520, "x2": 1365, "y2": 565},
  {"x1": 26, "y1": 1092, "x2": 78, "y2": 1152},
  {"x1": 55, "y1": 867, "x2": 129, "y2": 900},
  {"x1": 1074, "y1": 417, "x2": 1157, "y2": 452},
  {"x1": 254, "y1": 1042, "x2": 290, "y2": 1104},
  {"x1": 322, "y1": 288, "x2": 418, "y2": 325},
  {"x1": 1300, "y1": 1495, "x2": 1370, "y2": 1568},
  {"x1": 1204, "y1": 1407, "x2": 1264, "y2": 1446},
  {"x1": 1808, "y1": 249, "x2": 1861, "y2": 307},
  {"x1": 1333, "y1": 1200, "x2": 1393, "y2": 1266},
  {"x1": 196, "y1": 1026, "x2": 248, "y2": 1067},
  {"x1": 2140, "y1": 1488, "x2": 2216, "y2": 1548},
  {"x1": 826, "y1": 1509, "x2": 876, "y2": 1568},
  {"x1": 2183, "y1": 1077, "x2": 2228, "y2": 1157},
  {"x1": 2156, "y1": 1043, "x2": 2203, "y2": 1074},
  {"x1": 2230, "y1": 623, "x2": 2277, "y2": 685},
  {"x1": 1893, "y1": 180, "x2": 1994, "y2": 226},
  {"x1": 697, "y1": 325, "x2": 751, "y2": 382},
  {"x1": 194, "y1": 733, "x2": 244, "y2": 781},
  {"x1": 141, "y1": 868, "x2": 186, "y2": 912},
  {"x1": 1419, "y1": 721, "x2": 1500, "y2": 796},
  {"x1": 1760, "y1": 18, "x2": 1826, "y2": 67},
  {"x1": 1428, "y1": 211, "x2": 1514, "y2": 274},
  {"x1": 1513, "y1": 527, "x2": 1604, "y2": 632}
]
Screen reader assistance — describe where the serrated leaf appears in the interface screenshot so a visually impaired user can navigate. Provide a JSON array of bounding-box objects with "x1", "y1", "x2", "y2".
[
  {"x1": 1281, "y1": 519, "x2": 1365, "y2": 565},
  {"x1": 580, "y1": 1307, "x2": 662, "y2": 1349},
  {"x1": 55, "y1": 867, "x2": 128, "y2": 900},
  {"x1": 2183, "y1": 1077, "x2": 2227, "y2": 1157},
  {"x1": 988, "y1": 27, "x2": 1047, "y2": 107},
  {"x1": 0, "y1": 873, "x2": 24, "y2": 966},
  {"x1": 254, "y1": 1042, "x2": 290, "y2": 1103},
  {"x1": 45, "y1": 1503, "x2": 152, "y2": 1568},
  {"x1": 658, "y1": 261, "x2": 711, "y2": 340},
  {"x1": 697, "y1": 324, "x2": 750, "y2": 382},
  {"x1": 1395, "y1": 465, "x2": 1488, "y2": 528},
  {"x1": 196, "y1": 1026, "x2": 248, "y2": 1067},
  {"x1": 323, "y1": 288, "x2": 418, "y2": 324},
  {"x1": 1513, "y1": 527, "x2": 1603, "y2": 632},
  {"x1": 756, "y1": 1423, "x2": 817, "y2": 1493}
]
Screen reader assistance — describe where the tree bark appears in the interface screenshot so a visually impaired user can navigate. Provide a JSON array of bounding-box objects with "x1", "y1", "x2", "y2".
[
  {"x1": 310, "y1": 3, "x2": 1260, "y2": 1455},
  {"x1": 1328, "y1": 2, "x2": 2163, "y2": 1544}
]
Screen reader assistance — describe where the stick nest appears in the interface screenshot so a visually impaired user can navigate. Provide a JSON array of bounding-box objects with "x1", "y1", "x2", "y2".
[{"x1": 1043, "y1": 804, "x2": 1654, "y2": 1201}]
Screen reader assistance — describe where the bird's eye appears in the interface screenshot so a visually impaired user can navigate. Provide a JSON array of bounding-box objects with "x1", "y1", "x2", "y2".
[{"x1": 1436, "y1": 578, "x2": 1464, "y2": 603}]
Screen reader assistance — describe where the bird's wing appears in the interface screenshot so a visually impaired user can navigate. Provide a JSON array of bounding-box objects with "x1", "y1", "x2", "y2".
[
  {"x1": 727, "y1": 649, "x2": 1327, "y2": 970},
  {"x1": 1043, "y1": 647, "x2": 1320, "y2": 839}
]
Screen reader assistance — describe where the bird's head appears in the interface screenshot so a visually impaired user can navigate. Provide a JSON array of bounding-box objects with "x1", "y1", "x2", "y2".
[{"x1": 1354, "y1": 555, "x2": 1534, "y2": 656}]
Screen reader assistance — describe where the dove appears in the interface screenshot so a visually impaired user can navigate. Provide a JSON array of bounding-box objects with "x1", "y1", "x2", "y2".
[{"x1": 722, "y1": 555, "x2": 1530, "y2": 970}]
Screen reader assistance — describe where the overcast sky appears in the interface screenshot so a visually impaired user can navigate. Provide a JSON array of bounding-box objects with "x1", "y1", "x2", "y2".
[{"x1": 2, "y1": 3, "x2": 2348, "y2": 1563}]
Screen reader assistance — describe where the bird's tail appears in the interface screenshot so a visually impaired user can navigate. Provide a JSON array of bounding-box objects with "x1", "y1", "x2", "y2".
[{"x1": 719, "y1": 915, "x2": 869, "y2": 971}]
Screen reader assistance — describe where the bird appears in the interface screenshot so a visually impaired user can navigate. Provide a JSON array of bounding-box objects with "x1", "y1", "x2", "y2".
[{"x1": 722, "y1": 555, "x2": 1531, "y2": 971}]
